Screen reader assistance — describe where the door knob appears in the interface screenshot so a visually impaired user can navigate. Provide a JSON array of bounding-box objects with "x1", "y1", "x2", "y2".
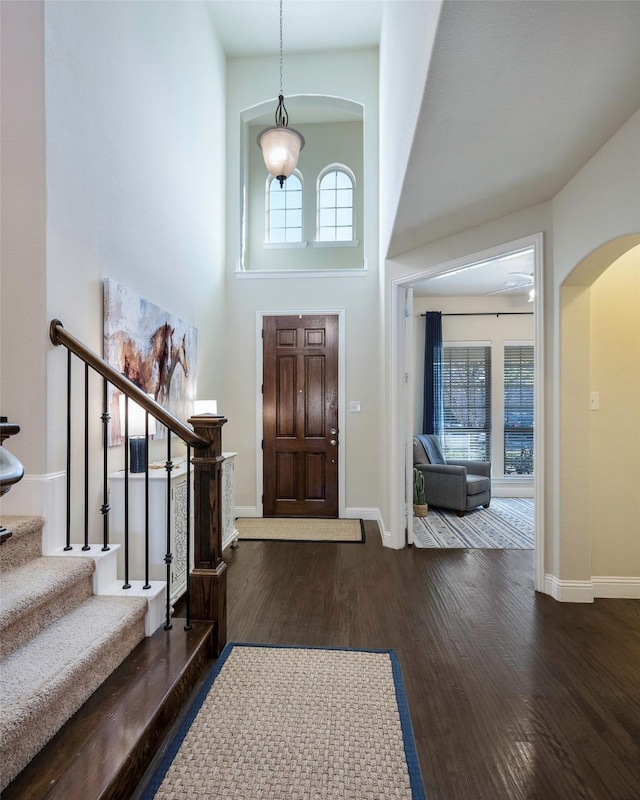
[
  {"x1": 330, "y1": 428, "x2": 337, "y2": 435},
  {"x1": 330, "y1": 439, "x2": 337, "y2": 446}
]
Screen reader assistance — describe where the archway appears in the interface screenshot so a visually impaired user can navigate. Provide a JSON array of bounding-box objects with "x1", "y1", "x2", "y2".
[{"x1": 557, "y1": 235, "x2": 640, "y2": 600}]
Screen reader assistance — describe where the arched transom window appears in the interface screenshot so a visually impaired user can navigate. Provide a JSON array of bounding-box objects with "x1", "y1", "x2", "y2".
[
  {"x1": 317, "y1": 166, "x2": 355, "y2": 242},
  {"x1": 266, "y1": 171, "x2": 303, "y2": 243}
]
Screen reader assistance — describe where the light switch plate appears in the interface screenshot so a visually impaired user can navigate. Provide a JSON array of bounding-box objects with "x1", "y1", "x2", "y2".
[
  {"x1": 590, "y1": 391, "x2": 599, "y2": 410},
  {"x1": 349, "y1": 401, "x2": 361, "y2": 413}
]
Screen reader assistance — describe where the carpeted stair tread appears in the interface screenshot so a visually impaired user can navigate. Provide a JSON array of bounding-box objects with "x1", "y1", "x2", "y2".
[
  {"x1": 0, "y1": 556, "x2": 95, "y2": 659},
  {"x1": 0, "y1": 515, "x2": 44, "y2": 572},
  {"x1": 0, "y1": 593, "x2": 148, "y2": 790}
]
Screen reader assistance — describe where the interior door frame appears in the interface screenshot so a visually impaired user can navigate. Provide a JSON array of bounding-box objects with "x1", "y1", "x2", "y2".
[
  {"x1": 390, "y1": 232, "x2": 545, "y2": 592},
  {"x1": 256, "y1": 308, "x2": 346, "y2": 519}
]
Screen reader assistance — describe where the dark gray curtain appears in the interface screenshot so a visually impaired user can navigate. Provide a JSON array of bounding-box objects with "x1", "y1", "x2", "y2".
[{"x1": 423, "y1": 311, "x2": 444, "y2": 435}]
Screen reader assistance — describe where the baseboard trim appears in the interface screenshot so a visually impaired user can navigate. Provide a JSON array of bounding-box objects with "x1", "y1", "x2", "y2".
[
  {"x1": 0, "y1": 471, "x2": 66, "y2": 553},
  {"x1": 234, "y1": 506, "x2": 257, "y2": 518},
  {"x1": 544, "y1": 574, "x2": 594, "y2": 603},
  {"x1": 343, "y1": 506, "x2": 378, "y2": 521},
  {"x1": 592, "y1": 576, "x2": 640, "y2": 599}
]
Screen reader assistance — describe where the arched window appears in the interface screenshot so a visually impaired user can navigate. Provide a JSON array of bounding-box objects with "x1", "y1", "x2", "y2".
[
  {"x1": 317, "y1": 166, "x2": 355, "y2": 242},
  {"x1": 266, "y1": 171, "x2": 303, "y2": 243}
]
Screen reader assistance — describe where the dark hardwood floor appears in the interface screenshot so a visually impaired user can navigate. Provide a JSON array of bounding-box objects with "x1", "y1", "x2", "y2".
[
  {"x1": 6, "y1": 525, "x2": 638, "y2": 800},
  {"x1": 223, "y1": 523, "x2": 640, "y2": 800}
]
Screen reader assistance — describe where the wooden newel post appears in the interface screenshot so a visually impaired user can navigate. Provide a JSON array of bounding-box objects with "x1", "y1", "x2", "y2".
[{"x1": 188, "y1": 415, "x2": 227, "y2": 657}]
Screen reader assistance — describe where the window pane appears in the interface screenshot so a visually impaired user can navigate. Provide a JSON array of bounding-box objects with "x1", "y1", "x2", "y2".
[
  {"x1": 270, "y1": 210, "x2": 285, "y2": 228},
  {"x1": 336, "y1": 207, "x2": 352, "y2": 226},
  {"x1": 270, "y1": 228, "x2": 286, "y2": 243},
  {"x1": 336, "y1": 189, "x2": 352, "y2": 207},
  {"x1": 320, "y1": 171, "x2": 337, "y2": 190},
  {"x1": 319, "y1": 208, "x2": 335, "y2": 227},
  {"x1": 286, "y1": 209, "x2": 302, "y2": 228},
  {"x1": 504, "y1": 345, "x2": 534, "y2": 475},
  {"x1": 268, "y1": 173, "x2": 303, "y2": 243},
  {"x1": 319, "y1": 189, "x2": 335, "y2": 208},
  {"x1": 285, "y1": 190, "x2": 302, "y2": 210},
  {"x1": 285, "y1": 227, "x2": 302, "y2": 243},
  {"x1": 318, "y1": 228, "x2": 336, "y2": 241},
  {"x1": 336, "y1": 171, "x2": 351, "y2": 189},
  {"x1": 442, "y1": 345, "x2": 491, "y2": 461},
  {"x1": 336, "y1": 227, "x2": 352, "y2": 241},
  {"x1": 270, "y1": 189, "x2": 286, "y2": 209}
]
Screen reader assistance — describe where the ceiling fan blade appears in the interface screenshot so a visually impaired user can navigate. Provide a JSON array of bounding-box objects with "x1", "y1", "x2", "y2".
[
  {"x1": 508, "y1": 272, "x2": 534, "y2": 282},
  {"x1": 484, "y1": 284, "x2": 529, "y2": 296}
]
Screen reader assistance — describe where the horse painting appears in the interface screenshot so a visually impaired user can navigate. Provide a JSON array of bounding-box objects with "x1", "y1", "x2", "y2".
[{"x1": 104, "y1": 279, "x2": 197, "y2": 446}]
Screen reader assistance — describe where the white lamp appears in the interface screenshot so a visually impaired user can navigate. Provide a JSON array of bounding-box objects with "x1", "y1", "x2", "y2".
[
  {"x1": 119, "y1": 394, "x2": 156, "y2": 473},
  {"x1": 193, "y1": 400, "x2": 218, "y2": 416}
]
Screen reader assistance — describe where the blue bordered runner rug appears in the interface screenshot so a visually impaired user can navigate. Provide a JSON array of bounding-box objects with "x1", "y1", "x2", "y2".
[{"x1": 140, "y1": 642, "x2": 425, "y2": 800}]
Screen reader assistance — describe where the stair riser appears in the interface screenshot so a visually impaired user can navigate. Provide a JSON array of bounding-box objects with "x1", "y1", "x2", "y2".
[
  {"x1": 0, "y1": 600, "x2": 147, "y2": 791},
  {"x1": 0, "y1": 516, "x2": 43, "y2": 572},
  {"x1": 1, "y1": 572, "x2": 94, "y2": 659}
]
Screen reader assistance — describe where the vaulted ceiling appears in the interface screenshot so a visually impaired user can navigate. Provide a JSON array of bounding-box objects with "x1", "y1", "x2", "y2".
[{"x1": 210, "y1": 0, "x2": 640, "y2": 278}]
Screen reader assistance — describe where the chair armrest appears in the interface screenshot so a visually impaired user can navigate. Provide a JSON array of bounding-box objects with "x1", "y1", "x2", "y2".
[
  {"x1": 414, "y1": 463, "x2": 467, "y2": 509},
  {"x1": 447, "y1": 459, "x2": 491, "y2": 477},
  {"x1": 415, "y1": 463, "x2": 466, "y2": 477}
]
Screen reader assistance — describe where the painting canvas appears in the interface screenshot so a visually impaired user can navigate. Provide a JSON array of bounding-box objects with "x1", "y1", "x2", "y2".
[{"x1": 104, "y1": 278, "x2": 197, "y2": 445}]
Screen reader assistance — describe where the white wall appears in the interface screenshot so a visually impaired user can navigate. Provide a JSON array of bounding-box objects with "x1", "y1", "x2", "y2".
[
  {"x1": 43, "y1": 0, "x2": 227, "y2": 474},
  {"x1": 0, "y1": 1, "x2": 47, "y2": 474},
  {"x1": 225, "y1": 49, "x2": 380, "y2": 519},
  {"x1": 1, "y1": 1, "x2": 228, "y2": 540},
  {"x1": 589, "y1": 247, "x2": 640, "y2": 580},
  {"x1": 379, "y1": 0, "x2": 442, "y2": 257},
  {"x1": 552, "y1": 109, "x2": 640, "y2": 592}
]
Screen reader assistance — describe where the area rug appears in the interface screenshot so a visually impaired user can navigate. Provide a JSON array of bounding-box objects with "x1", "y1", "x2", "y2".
[
  {"x1": 236, "y1": 517, "x2": 365, "y2": 543},
  {"x1": 140, "y1": 643, "x2": 425, "y2": 800},
  {"x1": 413, "y1": 497, "x2": 534, "y2": 549}
]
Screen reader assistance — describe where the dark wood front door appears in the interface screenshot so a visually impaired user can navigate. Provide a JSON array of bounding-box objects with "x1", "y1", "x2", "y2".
[{"x1": 263, "y1": 314, "x2": 339, "y2": 517}]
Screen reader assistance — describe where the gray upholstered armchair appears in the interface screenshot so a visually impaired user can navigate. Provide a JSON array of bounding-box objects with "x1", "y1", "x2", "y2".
[{"x1": 413, "y1": 434, "x2": 491, "y2": 516}]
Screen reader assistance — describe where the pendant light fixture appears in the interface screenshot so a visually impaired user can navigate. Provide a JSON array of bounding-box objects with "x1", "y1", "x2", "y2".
[{"x1": 257, "y1": 0, "x2": 305, "y2": 188}]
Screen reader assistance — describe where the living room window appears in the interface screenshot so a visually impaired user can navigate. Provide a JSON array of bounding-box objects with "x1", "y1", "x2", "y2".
[
  {"x1": 265, "y1": 171, "x2": 303, "y2": 244},
  {"x1": 442, "y1": 344, "x2": 492, "y2": 461},
  {"x1": 504, "y1": 344, "x2": 534, "y2": 475}
]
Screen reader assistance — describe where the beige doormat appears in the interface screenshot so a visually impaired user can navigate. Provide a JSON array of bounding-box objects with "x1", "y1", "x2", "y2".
[
  {"x1": 138, "y1": 643, "x2": 425, "y2": 799},
  {"x1": 236, "y1": 517, "x2": 365, "y2": 543}
]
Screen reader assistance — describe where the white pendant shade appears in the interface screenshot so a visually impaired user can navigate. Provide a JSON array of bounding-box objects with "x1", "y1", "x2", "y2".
[{"x1": 257, "y1": 125, "x2": 305, "y2": 182}]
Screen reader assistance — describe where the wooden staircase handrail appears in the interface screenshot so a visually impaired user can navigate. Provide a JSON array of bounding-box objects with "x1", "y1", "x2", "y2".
[
  {"x1": 49, "y1": 319, "x2": 228, "y2": 656},
  {"x1": 49, "y1": 319, "x2": 208, "y2": 449}
]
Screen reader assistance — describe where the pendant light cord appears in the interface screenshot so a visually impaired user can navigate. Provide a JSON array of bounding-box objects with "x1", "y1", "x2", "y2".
[
  {"x1": 275, "y1": 0, "x2": 288, "y2": 128},
  {"x1": 279, "y1": 0, "x2": 283, "y2": 97}
]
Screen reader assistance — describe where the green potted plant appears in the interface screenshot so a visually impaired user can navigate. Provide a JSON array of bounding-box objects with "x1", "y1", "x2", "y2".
[{"x1": 413, "y1": 468, "x2": 428, "y2": 517}]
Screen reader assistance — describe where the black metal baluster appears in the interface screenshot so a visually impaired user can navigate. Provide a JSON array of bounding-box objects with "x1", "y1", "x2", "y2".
[
  {"x1": 123, "y1": 396, "x2": 131, "y2": 589},
  {"x1": 82, "y1": 363, "x2": 90, "y2": 550},
  {"x1": 64, "y1": 350, "x2": 72, "y2": 551},
  {"x1": 143, "y1": 410, "x2": 151, "y2": 590},
  {"x1": 184, "y1": 444, "x2": 192, "y2": 631},
  {"x1": 100, "y1": 378, "x2": 110, "y2": 552},
  {"x1": 164, "y1": 433, "x2": 173, "y2": 630}
]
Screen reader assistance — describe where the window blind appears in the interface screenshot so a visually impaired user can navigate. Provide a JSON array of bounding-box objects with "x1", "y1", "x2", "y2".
[
  {"x1": 442, "y1": 345, "x2": 491, "y2": 460},
  {"x1": 504, "y1": 345, "x2": 534, "y2": 475}
]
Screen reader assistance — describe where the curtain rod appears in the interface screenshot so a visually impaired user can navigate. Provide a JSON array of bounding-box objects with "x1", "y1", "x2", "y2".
[{"x1": 420, "y1": 312, "x2": 533, "y2": 317}]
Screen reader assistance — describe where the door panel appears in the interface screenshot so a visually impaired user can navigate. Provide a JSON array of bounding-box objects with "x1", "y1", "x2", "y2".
[{"x1": 263, "y1": 314, "x2": 339, "y2": 517}]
